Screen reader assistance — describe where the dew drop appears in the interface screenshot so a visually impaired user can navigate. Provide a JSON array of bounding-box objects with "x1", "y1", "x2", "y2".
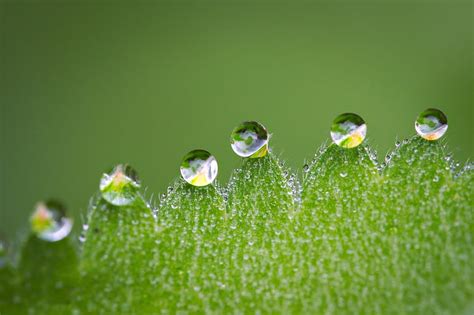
[
  {"x1": 303, "y1": 164, "x2": 310, "y2": 173},
  {"x1": 100, "y1": 164, "x2": 140, "y2": 206},
  {"x1": 180, "y1": 149, "x2": 218, "y2": 187},
  {"x1": 230, "y1": 121, "x2": 269, "y2": 158},
  {"x1": 415, "y1": 108, "x2": 448, "y2": 141},
  {"x1": 30, "y1": 200, "x2": 73, "y2": 242},
  {"x1": 339, "y1": 172, "x2": 348, "y2": 178},
  {"x1": 330, "y1": 113, "x2": 367, "y2": 148}
]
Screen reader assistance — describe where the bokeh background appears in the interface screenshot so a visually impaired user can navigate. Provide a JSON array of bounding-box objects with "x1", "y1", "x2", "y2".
[{"x1": 1, "y1": 1, "x2": 472, "y2": 239}]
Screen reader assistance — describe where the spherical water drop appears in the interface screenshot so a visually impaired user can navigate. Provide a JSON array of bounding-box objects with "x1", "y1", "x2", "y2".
[
  {"x1": 330, "y1": 113, "x2": 367, "y2": 148},
  {"x1": 339, "y1": 172, "x2": 348, "y2": 178},
  {"x1": 230, "y1": 121, "x2": 269, "y2": 158},
  {"x1": 30, "y1": 200, "x2": 73, "y2": 242},
  {"x1": 100, "y1": 164, "x2": 140, "y2": 206},
  {"x1": 415, "y1": 108, "x2": 448, "y2": 141},
  {"x1": 180, "y1": 149, "x2": 218, "y2": 187}
]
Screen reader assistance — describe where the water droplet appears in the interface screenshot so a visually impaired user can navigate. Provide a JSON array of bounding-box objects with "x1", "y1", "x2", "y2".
[
  {"x1": 100, "y1": 164, "x2": 140, "y2": 206},
  {"x1": 30, "y1": 200, "x2": 73, "y2": 242},
  {"x1": 395, "y1": 141, "x2": 401, "y2": 147},
  {"x1": 330, "y1": 113, "x2": 367, "y2": 148},
  {"x1": 230, "y1": 121, "x2": 269, "y2": 158},
  {"x1": 415, "y1": 108, "x2": 448, "y2": 141},
  {"x1": 339, "y1": 172, "x2": 348, "y2": 178},
  {"x1": 180, "y1": 149, "x2": 218, "y2": 187},
  {"x1": 303, "y1": 164, "x2": 310, "y2": 173}
]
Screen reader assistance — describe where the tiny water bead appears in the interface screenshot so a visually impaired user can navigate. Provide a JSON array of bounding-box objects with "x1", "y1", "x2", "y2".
[
  {"x1": 330, "y1": 113, "x2": 367, "y2": 148},
  {"x1": 230, "y1": 121, "x2": 269, "y2": 158},
  {"x1": 180, "y1": 149, "x2": 218, "y2": 187},
  {"x1": 415, "y1": 108, "x2": 448, "y2": 141},
  {"x1": 100, "y1": 164, "x2": 141, "y2": 206},
  {"x1": 30, "y1": 200, "x2": 73, "y2": 242}
]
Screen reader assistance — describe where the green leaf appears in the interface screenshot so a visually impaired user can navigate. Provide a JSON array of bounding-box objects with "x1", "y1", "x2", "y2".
[
  {"x1": 5, "y1": 137, "x2": 473, "y2": 314},
  {"x1": 0, "y1": 261, "x2": 18, "y2": 314},
  {"x1": 298, "y1": 143, "x2": 381, "y2": 313},
  {"x1": 153, "y1": 180, "x2": 226, "y2": 312},
  {"x1": 17, "y1": 235, "x2": 78, "y2": 314},
  {"x1": 78, "y1": 195, "x2": 157, "y2": 314},
  {"x1": 375, "y1": 137, "x2": 473, "y2": 313},
  {"x1": 223, "y1": 155, "x2": 296, "y2": 312}
]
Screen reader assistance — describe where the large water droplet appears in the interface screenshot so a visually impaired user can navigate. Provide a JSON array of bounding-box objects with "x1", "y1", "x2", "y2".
[
  {"x1": 180, "y1": 149, "x2": 218, "y2": 187},
  {"x1": 415, "y1": 108, "x2": 448, "y2": 141},
  {"x1": 30, "y1": 200, "x2": 73, "y2": 242},
  {"x1": 100, "y1": 164, "x2": 140, "y2": 206},
  {"x1": 330, "y1": 113, "x2": 367, "y2": 148},
  {"x1": 230, "y1": 121, "x2": 269, "y2": 158}
]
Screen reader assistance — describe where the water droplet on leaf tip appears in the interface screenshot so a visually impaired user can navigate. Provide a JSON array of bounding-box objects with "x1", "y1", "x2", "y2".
[
  {"x1": 330, "y1": 113, "x2": 367, "y2": 148},
  {"x1": 30, "y1": 200, "x2": 72, "y2": 242},
  {"x1": 100, "y1": 164, "x2": 140, "y2": 206},
  {"x1": 415, "y1": 108, "x2": 448, "y2": 141},
  {"x1": 180, "y1": 149, "x2": 218, "y2": 187},
  {"x1": 230, "y1": 121, "x2": 269, "y2": 158}
]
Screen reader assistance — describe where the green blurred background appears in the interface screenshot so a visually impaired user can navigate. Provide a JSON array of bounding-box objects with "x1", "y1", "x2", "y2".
[{"x1": 1, "y1": 1, "x2": 472, "y2": 239}]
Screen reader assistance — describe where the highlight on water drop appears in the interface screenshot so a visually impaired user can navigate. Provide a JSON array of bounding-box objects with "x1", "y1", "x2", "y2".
[
  {"x1": 330, "y1": 113, "x2": 367, "y2": 148},
  {"x1": 415, "y1": 108, "x2": 448, "y2": 141},
  {"x1": 30, "y1": 200, "x2": 73, "y2": 242},
  {"x1": 180, "y1": 149, "x2": 218, "y2": 187},
  {"x1": 230, "y1": 121, "x2": 269, "y2": 158},
  {"x1": 100, "y1": 164, "x2": 141, "y2": 206}
]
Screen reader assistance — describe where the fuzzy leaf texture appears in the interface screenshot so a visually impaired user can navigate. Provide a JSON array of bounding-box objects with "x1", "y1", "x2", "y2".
[{"x1": 0, "y1": 136, "x2": 473, "y2": 314}]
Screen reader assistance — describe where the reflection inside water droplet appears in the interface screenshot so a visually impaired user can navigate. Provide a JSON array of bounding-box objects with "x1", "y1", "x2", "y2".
[
  {"x1": 415, "y1": 108, "x2": 448, "y2": 141},
  {"x1": 180, "y1": 149, "x2": 218, "y2": 187},
  {"x1": 330, "y1": 113, "x2": 367, "y2": 148},
  {"x1": 100, "y1": 164, "x2": 141, "y2": 206},
  {"x1": 30, "y1": 200, "x2": 72, "y2": 242},
  {"x1": 230, "y1": 121, "x2": 269, "y2": 158}
]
